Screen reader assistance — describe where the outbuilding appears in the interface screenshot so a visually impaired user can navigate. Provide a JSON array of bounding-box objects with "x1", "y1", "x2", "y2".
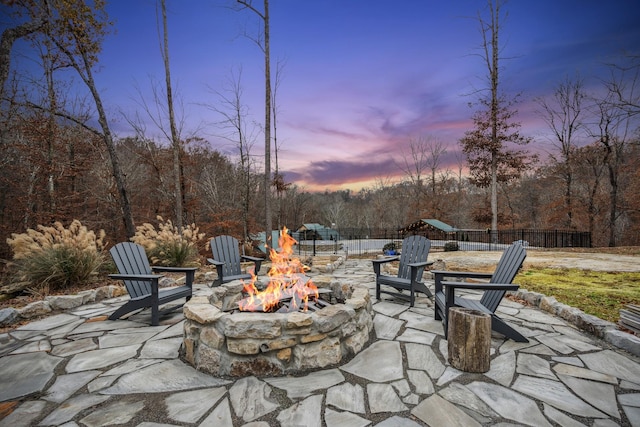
[
  {"x1": 399, "y1": 219, "x2": 458, "y2": 240},
  {"x1": 294, "y1": 223, "x2": 339, "y2": 241}
]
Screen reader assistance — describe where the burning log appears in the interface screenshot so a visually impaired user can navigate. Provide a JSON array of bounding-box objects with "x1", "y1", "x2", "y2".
[{"x1": 237, "y1": 287, "x2": 333, "y2": 313}]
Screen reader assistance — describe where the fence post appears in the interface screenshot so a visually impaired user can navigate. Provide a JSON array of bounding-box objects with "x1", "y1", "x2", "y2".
[{"x1": 313, "y1": 234, "x2": 316, "y2": 256}]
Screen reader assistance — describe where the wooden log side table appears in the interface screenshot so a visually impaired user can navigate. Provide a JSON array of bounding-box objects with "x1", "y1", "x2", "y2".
[{"x1": 447, "y1": 307, "x2": 491, "y2": 373}]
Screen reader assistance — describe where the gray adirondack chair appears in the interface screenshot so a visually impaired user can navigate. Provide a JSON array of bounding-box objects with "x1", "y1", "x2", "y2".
[
  {"x1": 433, "y1": 241, "x2": 528, "y2": 342},
  {"x1": 373, "y1": 235, "x2": 433, "y2": 306},
  {"x1": 108, "y1": 242, "x2": 197, "y2": 326},
  {"x1": 207, "y1": 235, "x2": 264, "y2": 287}
]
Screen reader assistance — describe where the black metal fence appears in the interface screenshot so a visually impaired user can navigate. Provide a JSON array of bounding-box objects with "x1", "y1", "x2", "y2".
[
  {"x1": 295, "y1": 227, "x2": 591, "y2": 257},
  {"x1": 445, "y1": 229, "x2": 592, "y2": 249}
]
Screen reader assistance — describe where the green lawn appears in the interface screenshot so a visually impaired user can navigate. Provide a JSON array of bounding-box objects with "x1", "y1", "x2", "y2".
[{"x1": 515, "y1": 267, "x2": 640, "y2": 323}]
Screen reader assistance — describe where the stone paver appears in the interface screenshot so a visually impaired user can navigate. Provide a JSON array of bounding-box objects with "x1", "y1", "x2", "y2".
[
  {"x1": 79, "y1": 400, "x2": 145, "y2": 426},
  {"x1": 229, "y1": 376, "x2": 279, "y2": 422},
  {"x1": 164, "y1": 387, "x2": 226, "y2": 423},
  {"x1": 326, "y1": 382, "x2": 366, "y2": 413},
  {"x1": 340, "y1": 340, "x2": 403, "y2": 382},
  {"x1": 411, "y1": 394, "x2": 481, "y2": 426},
  {"x1": 101, "y1": 360, "x2": 230, "y2": 394},
  {"x1": 0, "y1": 352, "x2": 63, "y2": 401},
  {"x1": 324, "y1": 408, "x2": 370, "y2": 427},
  {"x1": 0, "y1": 258, "x2": 639, "y2": 426},
  {"x1": 512, "y1": 375, "x2": 607, "y2": 418},
  {"x1": 276, "y1": 394, "x2": 323, "y2": 427}
]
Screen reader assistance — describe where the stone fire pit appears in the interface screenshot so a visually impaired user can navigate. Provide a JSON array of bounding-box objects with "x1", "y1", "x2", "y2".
[{"x1": 181, "y1": 277, "x2": 373, "y2": 377}]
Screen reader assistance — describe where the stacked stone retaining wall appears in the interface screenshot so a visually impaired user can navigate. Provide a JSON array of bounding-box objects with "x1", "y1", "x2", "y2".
[{"x1": 181, "y1": 279, "x2": 374, "y2": 377}]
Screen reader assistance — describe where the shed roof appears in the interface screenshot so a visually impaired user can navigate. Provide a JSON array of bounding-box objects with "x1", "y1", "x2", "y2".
[
  {"x1": 297, "y1": 223, "x2": 324, "y2": 231},
  {"x1": 400, "y1": 219, "x2": 458, "y2": 233},
  {"x1": 295, "y1": 223, "x2": 339, "y2": 240}
]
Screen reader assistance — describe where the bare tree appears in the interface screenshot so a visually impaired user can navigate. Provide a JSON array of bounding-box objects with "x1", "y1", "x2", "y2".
[
  {"x1": 322, "y1": 194, "x2": 346, "y2": 230},
  {"x1": 34, "y1": 33, "x2": 61, "y2": 217},
  {"x1": 207, "y1": 67, "x2": 258, "y2": 241},
  {"x1": 398, "y1": 136, "x2": 428, "y2": 211},
  {"x1": 446, "y1": 150, "x2": 471, "y2": 227},
  {"x1": 272, "y1": 58, "x2": 288, "y2": 230},
  {"x1": 3, "y1": 1, "x2": 63, "y2": 220},
  {"x1": 459, "y1": 0, "x2": 534, "y2": 237},
  {"x1": 398, "y1": 135, "x2": 448, "y2": 218},
  {"x1": 608, "y1": 54, "x2": 640, "y2": 117},
  {"x1": 18, "y1": 0, "x2": 136, "y2": 236},
  {"x1": 236, "y1": 0, "x2": 272, "y2": 248},
  {"x1": 426, "y1": 138, "x2": 447, "y2": 218},
  {"x1": 591, "y1": 69, "x2": 637, "y2": 246},
  {"x1": 159, "y1": 0, "x2": 184, "y2": 231},
  {"x1": 537, "y1": 75, "x2": 587, "y2": 228},
  {"x1": 6, "y1": 0, "x2": 136, "y2": 236},
  {"x1": 573, "y1": 144, "x2": 606, "y2": 240},
  {"x1": 426, "y1": 139, "x2": 446, "y2": 194}
]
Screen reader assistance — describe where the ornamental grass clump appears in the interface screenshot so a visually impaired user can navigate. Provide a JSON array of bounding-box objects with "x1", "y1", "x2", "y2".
[
  {"x1": 6, "y1": 220, "x2": 107, "y2": 292},
  {"x1": 131, "y1": 216, "x2": 204, "y2": 267}
]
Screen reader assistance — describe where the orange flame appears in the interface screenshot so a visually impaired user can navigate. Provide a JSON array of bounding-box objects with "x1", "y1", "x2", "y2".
[{"x1": 238, "y1": 227, "x2": 319, "y2": 312}]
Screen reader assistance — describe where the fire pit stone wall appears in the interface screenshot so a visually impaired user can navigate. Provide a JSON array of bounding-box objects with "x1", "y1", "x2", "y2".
[{"x1": 181, "y1": 277, "x2": 373, "y2": 377}]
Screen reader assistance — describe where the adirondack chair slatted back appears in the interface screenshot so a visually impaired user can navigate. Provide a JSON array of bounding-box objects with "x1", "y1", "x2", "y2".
[
  {"x1": 481, "y1": 242, "x2": 527, "y2": 312},
  {"x1": 397, "y1": 235, "x2": 431, "y2": 282},
  {"x1": 211, "y1": 235, "x2": 243, "y2": 278},
  {"x1": 110, "y1": 242, "x2": 153, "y2": 298}
]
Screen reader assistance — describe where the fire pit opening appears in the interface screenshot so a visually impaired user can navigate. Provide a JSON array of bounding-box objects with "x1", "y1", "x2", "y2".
[
  {"x1": 237, "y1": 229, "x2": 323, "y2": 314},
  {"x1": 181, "y1": 229, "x2": 374, "y2": 377}
]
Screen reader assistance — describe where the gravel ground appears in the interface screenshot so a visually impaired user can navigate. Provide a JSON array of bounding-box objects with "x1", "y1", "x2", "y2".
[{"x1": 432, "y1": 249, "x2": 640, "y2": 272}]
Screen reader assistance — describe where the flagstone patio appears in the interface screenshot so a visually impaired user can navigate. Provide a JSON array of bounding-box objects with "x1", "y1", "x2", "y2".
[{"x1": 0, "y1": 258, "x2": 639, "y2": 426}]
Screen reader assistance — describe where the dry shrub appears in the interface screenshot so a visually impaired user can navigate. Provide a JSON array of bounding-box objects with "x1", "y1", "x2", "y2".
[
  {"x1": 6, "y1": 220, "x2": 107, "y2": 292},
  {"x1": 131, "y1": 216, "x2": 204, "y2": 267}
]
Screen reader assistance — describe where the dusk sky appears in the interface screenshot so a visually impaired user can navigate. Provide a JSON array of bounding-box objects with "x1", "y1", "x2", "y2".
[{"x1": 10, "y1": 1, "x2": 640, "y2": 191}]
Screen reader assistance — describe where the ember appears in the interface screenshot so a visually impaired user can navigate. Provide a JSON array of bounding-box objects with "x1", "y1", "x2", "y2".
[{"x1": 238, "y1": 227, "x2": 320, "y2": 313}]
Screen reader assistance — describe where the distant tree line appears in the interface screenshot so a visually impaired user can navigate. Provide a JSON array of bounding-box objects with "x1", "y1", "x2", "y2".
[{"x1": 0, "y1": 114, "x2": 638, "y2": 259}]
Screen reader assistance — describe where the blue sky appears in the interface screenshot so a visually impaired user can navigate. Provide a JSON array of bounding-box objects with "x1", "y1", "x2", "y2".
[{"x1": 9, "y1": 0, "x2": 640, "y2": 191}]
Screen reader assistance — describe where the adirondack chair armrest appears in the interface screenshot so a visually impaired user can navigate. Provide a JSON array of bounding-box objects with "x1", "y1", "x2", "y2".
[
  {"x1": 407, "y1": 260, "x2": 434, "y2": 269},
  {"x1": 439, "y1": 280, "x2": 519, "y2": 291},
  {"x1": 431, "y1": 270, "x2": 493, "y2": 280},
  {"x1": 151, "y1": 266, "x2": 198, "y2": 272},
  {"x1": 151, "y1": 266, "x2": 197, "y2": 286},
  {"x1": 407, "y1": 260, "x2": 434, "y2": 283},
  {"x1": 372, "y1": 256, "x2": 400, "y2": 276},
  {"x1": 241, "y1": 255, "x2": 264, "y2": 274},
  {"x1": 372, "y1": 256, "x2": 400, "y2": 264},
  {"x1": 432, "y1": 270, "x2": 493, "y2": 292},
  {"x1": 207, "y1": 258, "x2": 227, "y2": 283},
  {"x1": 109, "y1": 273, "x2": 163, "y2": 281},
  {"x1": 371, "y1": 255, "x2": 400, "y2": 265},
  {"x1": 241, "y1": 255, "x2": 263, "y2": 262}
]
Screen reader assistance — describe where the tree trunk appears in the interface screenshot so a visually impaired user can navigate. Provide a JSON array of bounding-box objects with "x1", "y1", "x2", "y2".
[
  {"x1": 565, "y1": 168, "x2": 573, "y2": 228},
  {"x1": 80, "y1": 52, "x2": 136, "y2": 237},
  {"x1": 491, "y1": 159, "x2": 498, "y2": 241},
  {"x1": 236, "y1": 0, "x2": 273, "y2": 249},
  {"x1": 161, "y1": 0, "x2": 184, "y2": 232},
  {"x1": 607, "y1": 162, "x2": 618, "y2": 247},
  {"x1": 448, "y1": 307, "x2": 491, "y2": 373},
  {"x1": 44, "y1": 35, "x2": 57, "y2": 219},
  {"x1": 48, "y1": 2, "x2": 136, "y2": 237},
  {"x1": 489, "y1": 0, "x2": 500, "y2": 240},
  {"x1": 263, "y1": 0, "x2": 273, "y2": 249}
]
